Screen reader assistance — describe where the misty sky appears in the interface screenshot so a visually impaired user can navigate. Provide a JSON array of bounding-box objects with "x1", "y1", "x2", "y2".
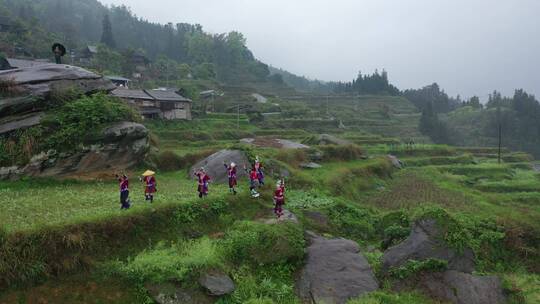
[{"x1": 99, "y1": 0, "x2": 540, "y2": 99}]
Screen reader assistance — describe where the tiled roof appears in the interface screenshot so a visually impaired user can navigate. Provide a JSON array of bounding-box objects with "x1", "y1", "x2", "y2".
[
  {"x1": 111, "y1": 88, "x2": 154, "y2": 100},
  {"x1": 145, "y1": 89, "x2": 191, "y2": 102}
]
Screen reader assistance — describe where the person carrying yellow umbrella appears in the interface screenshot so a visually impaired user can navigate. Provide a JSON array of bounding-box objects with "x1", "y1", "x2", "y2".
[{"x1": 141, "y1": 170, "x2": 157, "y2": 203}]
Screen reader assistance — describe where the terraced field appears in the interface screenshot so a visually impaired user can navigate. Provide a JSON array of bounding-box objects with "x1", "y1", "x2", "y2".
[{"x1": 1, "y1": 111, "x2": 539, "y2": 304}]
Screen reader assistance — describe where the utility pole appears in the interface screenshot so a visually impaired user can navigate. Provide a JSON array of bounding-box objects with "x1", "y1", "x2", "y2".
[{"x1": 497, "y1": 104, "x2": 502, "y2": 164}]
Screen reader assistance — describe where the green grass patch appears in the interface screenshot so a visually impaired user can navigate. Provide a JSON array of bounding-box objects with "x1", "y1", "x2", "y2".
[{"x1": 348, "y1": 291, "x2": 436, "y2": 304}]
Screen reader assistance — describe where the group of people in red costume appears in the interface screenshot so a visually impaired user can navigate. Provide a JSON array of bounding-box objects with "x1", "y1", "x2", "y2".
[{"x1": 116, "y1": 157, "x2": 286, "y2": 218}]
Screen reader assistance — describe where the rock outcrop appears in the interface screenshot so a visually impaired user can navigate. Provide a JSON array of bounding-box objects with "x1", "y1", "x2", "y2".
[
  {"x1": 296, "y1": 233, "x2": 378, "y2": 304},
  {"x1": 0, "y1": 64, "x2": 147, "y2": 180},
  {"x1": 190, "y1": 149, "x2": 249, "y2": 183},
  {"x1": 0, "y1": 121, "x2": 149, "y2": 180},
  {"x1": 198, "y1": 271, "x2": 235, "y2": 296},
  {"x1": 414, "y1": 270, "x2": 506, "y2": 304},
  {"x1": 383, "y1": 218, "x2": 507, "y2": 304},
  {"x1": 300, "y1": 162, "x2": 322, "y2": 169},
  {"x1": 0, "y1": 64, "x2": 115, "y2": 98},
  {"x1": 382, "y1": 218, "x2": 475, "y2": 274},
  {"x1": 387, "y1": 155, "x2": 403, "y2": 169}
]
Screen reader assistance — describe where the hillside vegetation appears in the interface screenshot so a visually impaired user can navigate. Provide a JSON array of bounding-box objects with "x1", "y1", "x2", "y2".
[{"x1": 1, "y1": 112, "x2": 539, "y2": 303}]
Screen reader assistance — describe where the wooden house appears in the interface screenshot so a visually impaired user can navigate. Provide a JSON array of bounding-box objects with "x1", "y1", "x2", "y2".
[{"x1": 111, "y1": 88, "x2": 192, "y2": 120}]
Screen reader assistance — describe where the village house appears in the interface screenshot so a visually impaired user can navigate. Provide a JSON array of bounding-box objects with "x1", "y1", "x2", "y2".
[
  {"x1": 111, "y1": 88, "x2": 192, "y2": 120},
  {"x1": 78, "y1": 45, "x2": 98, "y2": 64}
]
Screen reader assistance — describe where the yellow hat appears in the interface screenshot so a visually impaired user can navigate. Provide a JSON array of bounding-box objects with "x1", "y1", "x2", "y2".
[{"x1": 142, "y1": 170, "x2": 155, "y2": 177}]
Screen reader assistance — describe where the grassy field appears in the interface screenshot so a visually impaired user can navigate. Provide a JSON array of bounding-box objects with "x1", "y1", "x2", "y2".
[
  {"x1": 0, "y1": 172, "x2": 232, "y2": 233},
  {"x1": 1, "y1": 103, "x2": 539, "y2": 303}
]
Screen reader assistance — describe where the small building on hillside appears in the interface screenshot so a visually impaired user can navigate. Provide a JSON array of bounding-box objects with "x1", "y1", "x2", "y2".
[
  {"x1": 146, "y1": 89, "x2": 192, "y2": 120},
  {"x1": 131, "y1": 51, "x2": 150, "y2": 72},
  {"x1": 105, "y1": 75, "x2": 131, "y2": 88},
  {"x1": 111, "y1": 88, "x2": 192, "y2": 120},
  {"x1": 79, "y1": 45, "x2": 98, "y2": 64}
]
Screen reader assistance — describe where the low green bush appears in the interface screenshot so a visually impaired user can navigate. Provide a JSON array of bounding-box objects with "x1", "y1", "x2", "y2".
[
  {"x1": 111, "y1": 237, "x2": 223, "y2": 284},
  {"x1": 376, "y1": 211, "x2": 411, "y2": 249},
  {"x1": 42, "y1": 93, "x2": 139, "y2": 152},
  {"x1": 275, "y1": 149, "x2": 308, "y2": 167},
  {"x1": 222, "y1": 221, "x2": 304, "y2": 266},
  {"x1": 152, "y1": 149, "x2": 217, "y2": 172},
  {"x1": 220, "y1": 264, "x2": 298, "y2": 304},
  {"x1": 319, "y1": 144, "x2": 364, "y2": 162},
  {"x1": 412, "y1": 206, "x2": 513, "y2": 272},
  {"x1": 388, "y1": 258, "x2": 448, "y2": 280},
  {"x1": 154, "y1": 150, "x2": 183, "y2": 171},
  {"x1": 325, "y1": 202, "x2": 377, "y2": 242}
]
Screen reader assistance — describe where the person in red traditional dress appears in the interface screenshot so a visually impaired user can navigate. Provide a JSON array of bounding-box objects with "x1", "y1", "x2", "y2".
[
  {"x1": 244, "y1": 164, "x2": 260, "y2": 197},
  {"x1": 273, "y1": 179, "x2": 285, "y2": 218},
  {"x1": 194, "y1": 167, "x2": 211, "y2": 198},
  {"x1": 224, "y1": 162, "x2": 238, "y2": 195},
  {"x1": 116, "y1": 173, "x2": 130, "y2": 209},
  {"x1": 141, "y1": 170, "x2": 156, "y2": 203}
]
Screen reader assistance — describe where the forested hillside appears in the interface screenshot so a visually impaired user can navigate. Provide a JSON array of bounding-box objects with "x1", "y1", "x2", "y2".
[{"x1": 0, "y1": 0, "x2": 271, "y2": 84}]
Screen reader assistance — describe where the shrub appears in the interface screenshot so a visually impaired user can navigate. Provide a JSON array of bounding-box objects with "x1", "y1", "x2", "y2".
[
  {"x1": 112, "y1": 237, "x2": 223, "y2": 284},
  {"x1": 0, "y1": 127, "x2": 43, "y2": 166},
  {"x1": 154, "y1": 151, "x2": 183, "y2": 171},
  {"x1": 286, "y1": 190, "x2": 335, "y2": 209},
  {"x1": 42, "y1": 93, "x2": 139, "y2": 151},
  {"x1": 388, "y1": 259, "x2": 448, "y2": 280},
  {"x1": 275, "y1": 149, "x2": 308, "y2": 167},
  {"x1": 319, "y1": 144, "x2": 364, "y2": 162},
  {"x1": 221, "y1": 221, "x2": 304, "y2": 266},
  {"x1": 325, "y1": 202, "x2": 377, "y2": 242}
]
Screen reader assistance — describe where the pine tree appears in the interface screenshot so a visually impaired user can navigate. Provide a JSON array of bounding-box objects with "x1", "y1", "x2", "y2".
[{"x1": 101, "y1": 14, "x2": 116, "y2": 48}]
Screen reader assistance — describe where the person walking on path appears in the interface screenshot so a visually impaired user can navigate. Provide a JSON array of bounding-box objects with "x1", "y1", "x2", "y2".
[
  {"x1": 254, "y1": 156, "x2": 265, "y2": 186},
  {"x1": 117, "y1": 173, "x2": 131, "y2": 209},
  {"x1": 244, "y1": 164, "x2": 260, "y2": 198},
  {"x1": 273, "y1": 180, "x2": 285, "y2": 218},
  {"x1": 194, "y1": 167, "x2": 211, "y2": 198},
  {"x1": 141, "y1": 170, "x2": 157, "y2": 203},
  {"x1": 224, "y1": 162, "x2": 238, "y2": 195}
]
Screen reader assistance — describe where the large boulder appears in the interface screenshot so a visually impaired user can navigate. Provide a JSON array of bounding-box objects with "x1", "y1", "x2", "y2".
[
  {"x1": 404, "y1": 270, "x2": 506, "y2": 304},
  {"x1": 0, "y1": 112, "x2": 44, "y2": 135},
  {"x1": 0, "y1": 121, "x2": 149, "y2": 180},
  {"x1": 198, "y1": 271, "x2": 235, "y2": 296},
  {"x1": 387, "y1": 155, "x2": 403, "y2": 169},
  {"x1": 103, "y1": 121, "x2": 149, "y2": 143},
  {"x1": 382, "y1": 219, "x2": 475, "y2": 274},
  {"x1": 189, "y1": 149, "x2": 249, "y2": 183},
  {"x1": 296, "y1": 233, "x2": 379, "y2": 304},
  {"x1": 0, "y1": 64, "x2": 115, "y2": 98}
]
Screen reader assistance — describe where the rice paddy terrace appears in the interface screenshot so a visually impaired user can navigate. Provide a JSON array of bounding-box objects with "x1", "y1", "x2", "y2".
[{"x1": 1, "y1": 112, "x2": 539, "y2": 303}]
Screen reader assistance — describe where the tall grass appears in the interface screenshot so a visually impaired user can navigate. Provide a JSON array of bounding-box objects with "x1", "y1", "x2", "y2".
[{"x1": 111, "y1": 237, "x2": 223, "y2": 284}]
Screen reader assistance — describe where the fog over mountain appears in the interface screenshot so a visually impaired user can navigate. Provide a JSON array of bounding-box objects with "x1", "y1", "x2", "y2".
[{"x1": 99, "y1": 0, "x2": 540, "y2": 98}]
